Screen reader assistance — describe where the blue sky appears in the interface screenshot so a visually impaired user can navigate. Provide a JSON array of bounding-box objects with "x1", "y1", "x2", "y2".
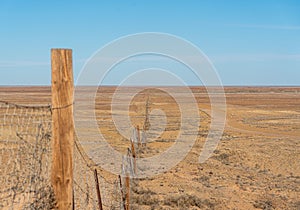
[{"x1": 0, "y1": 0, "x2": 299, "y2": 85}]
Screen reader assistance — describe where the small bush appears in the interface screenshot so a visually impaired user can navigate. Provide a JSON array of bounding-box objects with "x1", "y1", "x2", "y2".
[
  {"x1": 164, "y1": 194, "x2": 215, "y2": 209},
  {"x1": 134, "y1": 194, "x2": 159, "y2": 206},
  {"x1": 253, "y1": 199, "x2": 274, "y2": 210}
]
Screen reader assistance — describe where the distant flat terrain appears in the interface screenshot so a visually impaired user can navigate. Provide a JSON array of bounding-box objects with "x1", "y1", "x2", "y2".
[{"x1": 1, "y1": 86, "x2": 299, "y2": 209}]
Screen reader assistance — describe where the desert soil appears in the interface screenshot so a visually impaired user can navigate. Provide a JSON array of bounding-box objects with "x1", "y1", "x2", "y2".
[{"x1": 0, "y1": 86, "x2": 299, "y2": 209}]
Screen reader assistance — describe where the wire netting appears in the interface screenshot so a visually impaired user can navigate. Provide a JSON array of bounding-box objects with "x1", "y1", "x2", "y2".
[
  {"x1": 0, "y1": 100, "x2": 123, "y2": 209},
  {"x1": 74, "y1": 139, "x2": 123, "y2": 209},
  {"x1": 0, "y1": 101, "x2": 54, "y2": 209}
]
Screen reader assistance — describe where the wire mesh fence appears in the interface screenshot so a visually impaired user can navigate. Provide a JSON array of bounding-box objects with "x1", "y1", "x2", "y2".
[
  {"x1": 0, "y1": 100, "x2": 123, "y2": 209},
  {"x1": 74, "y1": 139, "x2": 123, "y2": 209},
  {"x1": 0, "y1": 101, "x2": 54, "y2": 209}
]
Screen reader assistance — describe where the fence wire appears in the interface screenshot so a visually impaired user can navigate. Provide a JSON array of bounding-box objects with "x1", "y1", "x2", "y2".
[
  {"x1": 0, "y1": 100, "x2": 123, "y2": 209},
  {"x1": 74, "y1": 139, "x2": 123, "y2": 209},
  {"x1": 0, "y1": 101, "x2": 54, "y2": 209}
]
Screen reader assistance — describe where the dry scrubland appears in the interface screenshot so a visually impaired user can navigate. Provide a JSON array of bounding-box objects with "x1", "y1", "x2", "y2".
[{"x1": 0, "y1": 86, "x2": 299, "y2": 209}]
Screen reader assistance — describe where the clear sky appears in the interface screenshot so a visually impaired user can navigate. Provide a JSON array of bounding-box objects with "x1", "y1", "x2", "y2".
[{"x1": 0, "y1": 0, "x2": 299, "y2": 86}]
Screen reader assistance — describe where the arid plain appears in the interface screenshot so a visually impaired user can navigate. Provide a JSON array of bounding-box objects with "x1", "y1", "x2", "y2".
[{"x1": 0, "y1": 86, "x2": 299, "y2": 209}]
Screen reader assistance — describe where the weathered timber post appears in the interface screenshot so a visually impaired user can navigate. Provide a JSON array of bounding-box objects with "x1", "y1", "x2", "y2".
[
  {"x1": 51, "y1": 49, "x2": 74, "y2": 210},
  {"x1": 137, "y1": 125, "x2": 141, "y2": 149},
  {"x1": 130, "y1": 140, "x2": 137, "y2": 174},
  {"x1": 125, "y1": 175, "x2": 130, "y2": 210},
  {"x1": 94, "y1": 169, "x2": 103, "y2": 210},
  {"x1": 119, "y1": 175, "x2": 126, "y2": 210}
]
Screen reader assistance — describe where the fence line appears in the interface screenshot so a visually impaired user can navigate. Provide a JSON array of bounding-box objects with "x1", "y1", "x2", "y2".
[
  {"x1": 73, "y1": 137, "x2": 123, "y2": 209},
  {"x1": 0, "y1": 99, "x2": 125, "y2": 209},
  {"x1": 0, "y1": 104, "x2": 152, "y2": 209},
  {"x1": 0, "y1": 96, "x2": 151, "y2": 209},
  {"x1": 0, "y1": 48, "x2": 152, "y2": 209}
]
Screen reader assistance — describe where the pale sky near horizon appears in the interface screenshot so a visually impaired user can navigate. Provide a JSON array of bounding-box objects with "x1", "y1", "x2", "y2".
[{"x1": 0, "y1": 0, "x2": 299, "y2": 86}]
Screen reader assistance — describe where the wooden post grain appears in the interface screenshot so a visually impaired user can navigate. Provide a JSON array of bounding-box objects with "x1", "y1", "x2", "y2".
[{"x1": 51, "y1": 49, "x2": 74, "y2": 210}]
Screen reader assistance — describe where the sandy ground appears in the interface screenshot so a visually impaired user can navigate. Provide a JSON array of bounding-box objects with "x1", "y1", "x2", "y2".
[{"x1": 0, "y1": 86, "x2": 299, "y2": 209}]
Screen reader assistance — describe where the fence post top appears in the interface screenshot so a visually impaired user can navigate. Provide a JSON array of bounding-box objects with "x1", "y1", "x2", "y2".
[{"x1": 51, "y1": 48, "x2": 73, "y2": 52}]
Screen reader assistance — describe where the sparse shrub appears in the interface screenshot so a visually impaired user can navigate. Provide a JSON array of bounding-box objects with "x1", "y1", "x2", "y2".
[
  {"x1": 132, "y1": 186, "x2": 155, "y2": 195},
  {"x1": 164, "y1": 194, "x2": 216, "y2": 209},
  {"x1": 134, "y1": 194, "x2": 159, "y2": 206},
  {"x1": 253, "y1": 199, "x2": 274, "y2": 210},
  {"x1": 198, "y1": 175, "x2": 210, "y2": 187},
  {"x1": 213, "y1": 153, "x2": 230, "y2": 165}
]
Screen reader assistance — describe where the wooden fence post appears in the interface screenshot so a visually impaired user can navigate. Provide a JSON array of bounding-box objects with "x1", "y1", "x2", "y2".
[
  {"x1": 125, "y1": 175, "x2": 130, "y2": 210},
  {"x1": 118, "y1": 175, "x2": 126, "y2": 210},
  {"x1": 130, "y1": 141, "x2": 137, "y2": 174},
  {"x1": 137, "y1": 125, "x2": 141, "y2": 149},
  {"x1": 51, "y1": 49, "x2": 74, "y2": 210},
  {"x1": 94, "y1": 169, "x2": 103, "y2": 210}
]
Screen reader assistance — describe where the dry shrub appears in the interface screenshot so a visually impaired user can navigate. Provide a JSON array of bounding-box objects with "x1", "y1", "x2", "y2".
[
  {"x1": 253, "y1": 199, "x2": 274, "y2": 210},
  {"x1": 164, "y1": 194, "x2": 216, "y2": 209},
  {"x1": 133, "y1": 194, "x2": 159, "y2": 206},
  {"x1": 131, "y1": 183, "x2": 158, "y2": 207}
]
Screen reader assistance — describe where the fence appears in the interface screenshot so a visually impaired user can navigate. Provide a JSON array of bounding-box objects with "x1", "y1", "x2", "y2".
[
  {"x1": 0, "y1": 101, "x2": 54, "y2": 209},
  {"x1": 73, "y1": 137, "x2": 123, "y2": 209},
  {"x1": 0, "y1": 100, "x2": 125, "y2": 209},
  {"x1": 0, "y1": 49, "x2": 128, "y2": 209}
]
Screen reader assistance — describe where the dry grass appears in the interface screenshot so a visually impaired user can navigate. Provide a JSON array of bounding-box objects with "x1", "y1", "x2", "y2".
[{"x1": 1, "y1": 86, "x2": 300, "y2": 209}]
